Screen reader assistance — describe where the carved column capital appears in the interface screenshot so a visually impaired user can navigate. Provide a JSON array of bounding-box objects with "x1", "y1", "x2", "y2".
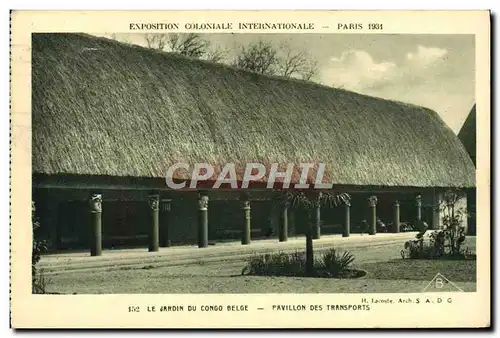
[
  {"x1": 89, "y1": 193, "x2": 102, "y2": 213},
  {"x1": 345, "y1": 200, "x2": 351, "y2": 207},
  {"x1": 161, "y1": 199, "x2": 172, "y2": 212},
  {"x1": 240, "y1": 191, "x2": 250, "y2": 202},
  {"x1": 394, "y1": 200, "x2": 400, "y2": 207},
  {"x1": 198, "y1": 195, "x2": 209, "y2": 211},
  {"x1": 283, "y1": 200, "x2": 291, "y2": 209},
  {"x1": 415, "y1": 194, "x2": 422, "y2": 207},
  {"x1": 368, "y1": 195, "x2": 378, "y2": 207},
  {"x1": 148, "y1": 194, "x2": 160, "y2": 211},
  {"x1": 242, "y1": 200, "x2": 251, "y2": 210},
  {"x1": 243, "y1": 200, "x2": 251, "y2": 220}
]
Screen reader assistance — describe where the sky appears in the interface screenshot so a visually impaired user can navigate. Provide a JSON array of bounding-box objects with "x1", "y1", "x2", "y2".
[{"x1": 94, "y1": 33, "x2": 475, "y2": 134}]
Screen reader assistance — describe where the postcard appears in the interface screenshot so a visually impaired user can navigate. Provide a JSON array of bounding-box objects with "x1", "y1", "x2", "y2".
[{"x1": 10, "y1": 10, "x2": 490, "y2": 328}]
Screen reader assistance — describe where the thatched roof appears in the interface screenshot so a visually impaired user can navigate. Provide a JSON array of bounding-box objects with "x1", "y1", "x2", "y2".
[
  {"x1": 458, "y1": 104, "x2": 476, "y2": 167},
  {"x1": 32, "y1": 33, "x2": 475, "y2": 188}
]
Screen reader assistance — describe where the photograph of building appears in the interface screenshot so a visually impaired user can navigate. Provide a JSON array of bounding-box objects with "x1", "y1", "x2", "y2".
[{"x1": 31, "y1": 33, "x2": 477, "y2": 294}]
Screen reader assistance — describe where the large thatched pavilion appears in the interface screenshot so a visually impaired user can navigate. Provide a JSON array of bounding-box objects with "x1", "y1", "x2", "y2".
[{"x1": 32, "y1": 33, "x2": 476, "y2": 254}]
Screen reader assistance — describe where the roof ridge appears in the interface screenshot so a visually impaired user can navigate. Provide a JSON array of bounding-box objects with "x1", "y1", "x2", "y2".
[{"x1": 77, "y1": 33, "x2": 432, "y2": 112}]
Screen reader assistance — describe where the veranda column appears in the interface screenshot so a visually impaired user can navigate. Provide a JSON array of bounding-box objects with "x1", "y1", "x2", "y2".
[
  {"x1": 466, "y1": 188, "x2": 476, "y2": 235},
  {"x1": 43, "y1": 190, "x2": 60, "y2": 252},
  {"x1": 288, "y1": 208, "x2": 295, "y2": 237},
  {"x1": 431, "y1": 191, "x2": 440, "y2": 230},
  {"x1": 416, "y1": 194, "x2": 422, "y2": 222},
  {"x1": 393, "y1": 200, "x2": 400, "y2": 233},
  {"x1": 89, "y1": 193, "x2": 102, "y2": 256},
  {"x1": 148, "y1": 193, "x2": 160, "y2": 252},
  {"x1": 312, "y1": 202, "x2": 321, "y2": 240},
  {"x1": 279, "y1": 202, "x2": 288, "y2": 242},
  {"x1": 160, "y1": 198, "x2": 171, "y2": 248},
  {"x1": 312, "y1": 192, "x2": 322, "y2": 239},
  {"x1": 198, "y1": 192, "x2": 209, "y2": 248},
  {"x1": 305, "y1": 226, "x2": 314, "y2": 276},
  {"x1": 242, "y1": 199, "x2": 251, "y2": 245},
  {"x1": 368, "y1": 195, "x2": 377, "y2": 235},
  {"x1": 343, "y1": 200, "x2": 351, "y2": 238}
]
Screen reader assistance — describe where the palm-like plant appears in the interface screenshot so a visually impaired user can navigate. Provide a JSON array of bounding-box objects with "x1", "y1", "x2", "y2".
[
  {"x1": 438, "y1": 189, "x2": 468, "y2": 255},
  {"x1": 274, "y1": 190, "x2": 351, "y2": 276},
  {"x1": 319, "y1": 248, "x2": 355, "y2": 275}
]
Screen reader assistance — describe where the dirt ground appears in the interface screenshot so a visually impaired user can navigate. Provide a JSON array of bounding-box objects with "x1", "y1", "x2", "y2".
[{"x1": 43, "y1": 239, "x2": 477, "y2": 294}]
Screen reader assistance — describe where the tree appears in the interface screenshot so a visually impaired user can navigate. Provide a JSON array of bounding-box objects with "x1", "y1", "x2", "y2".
[
  {"x1": 108, "y1": 33, "x2": 130, "y2": 44},
  {"x1": 232, "y1": 40, "x2": 319, "y2": 81},
  {"x1": 275, "y1": 190, "x2": 350, "y2": 276},
  {"x1": 143, "y1": 33, "x2": 228, "y2": 64},
  {"x1": 144, "y1": 34, "x2": 169, "y2": 51},
  {"x1": 166, "y1": 33, "x2": 210, "y2": 58},
  {"x1": 144, "y1": 33, "x2": 209, "y2": 58},
  {"x1": 277, "y1": 42, "x2": 318, "y2": 81},
  {"x1": 233, "y1": 40, "x2": 279, "y2": 75},
  {"x1": 205, "y1": 46, "x2": 228, "y2": 63},
  {"x1": 437, "y1": 189, "x2": 468, "y2": 255}
]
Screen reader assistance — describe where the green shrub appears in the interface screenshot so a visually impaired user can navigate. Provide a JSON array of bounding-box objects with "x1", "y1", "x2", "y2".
[
  {"x1": 401, "y1": 189, "x2": 471, "y2": 261},
  {"x1": 317, "y1": 248, "x2": 355, "y2": 275},
  {"x1": 241, "y1": 248, "x2": 355, "y2": 277},
  {"x1": 242, "y1": 251, "x2": 306, "y2": 277},
  {"x1": 32, "y1": 201, "x2": 48, "y2": 294},
  {"x1": 401, "y1": 238, "x2": 439, "y2": 259},
  {"x1": 32, "y1": 269, "x2": 48, "y2": 294},
  {"x1": 399, "y1": 222, "x2": 418, "y2": 232}
]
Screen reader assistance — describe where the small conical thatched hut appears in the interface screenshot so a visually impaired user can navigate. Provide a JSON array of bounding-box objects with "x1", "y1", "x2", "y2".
[
  {"x1": 458, "y1": 104, "x2": 477, "y2": 166},
  {"x1": 458, "y1": 104, "x2": 477, "y2": 235},
  {"x1": 31, "y1": 33, "x2": 476, "y2": 253}
]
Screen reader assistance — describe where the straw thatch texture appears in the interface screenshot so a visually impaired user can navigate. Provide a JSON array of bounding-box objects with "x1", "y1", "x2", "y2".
[
  {"x1": 32, "y1": 33, "x2": 475, "y2": 188},
  {"x1": 458, "y1": 105, "x2": 476, "y2": 167}
]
